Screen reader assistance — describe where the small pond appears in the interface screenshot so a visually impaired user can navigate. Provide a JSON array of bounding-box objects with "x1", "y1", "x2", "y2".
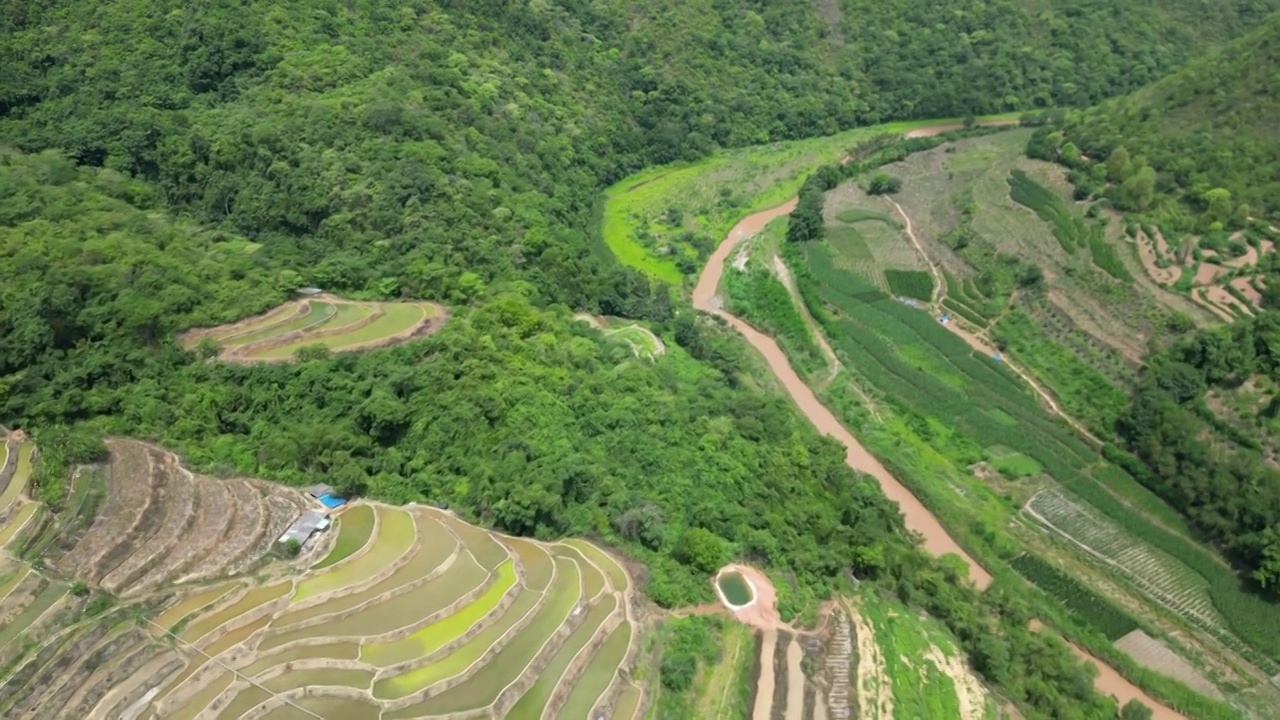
[{"x1": 717, "y1": 571, "x2": 753, "y2": 606}]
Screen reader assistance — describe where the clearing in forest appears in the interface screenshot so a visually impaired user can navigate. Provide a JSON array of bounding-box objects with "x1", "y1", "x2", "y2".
[
  {"x1": 673, "y1": 123, "x2": 1273, "y2": 710},
  {"x1": 179, "y1": 294, "x2": 447, "y2": 363},
  {"x1": 0, "y1": 436, "x2": 641, "y2": 720},
  {"x1": 575, "y1": 314, "x2": 667, "y2": 360}
]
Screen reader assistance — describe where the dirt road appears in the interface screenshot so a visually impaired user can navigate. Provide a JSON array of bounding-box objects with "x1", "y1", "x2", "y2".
[{"x1": 694, "y1": 200, "x2": 993, "y2": 589}]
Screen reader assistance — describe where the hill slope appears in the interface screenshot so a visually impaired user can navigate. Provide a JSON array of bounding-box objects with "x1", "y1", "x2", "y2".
[{"x1": 1054, "y1": 12, "x2": 1280, "y2": 223}]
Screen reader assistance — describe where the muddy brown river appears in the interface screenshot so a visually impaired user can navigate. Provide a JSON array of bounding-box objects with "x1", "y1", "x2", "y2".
[
  {"x1": 692, "y1": 197, "x2": 993, "y2": 588},
  {"x1": 691, "y1": 121, "x2": 1186, "y2": 719}
]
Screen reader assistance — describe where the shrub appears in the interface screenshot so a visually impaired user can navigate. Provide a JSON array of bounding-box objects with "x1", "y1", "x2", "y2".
[{"x1": 868, "y1": 172, "x2": 902, "y2": 195}]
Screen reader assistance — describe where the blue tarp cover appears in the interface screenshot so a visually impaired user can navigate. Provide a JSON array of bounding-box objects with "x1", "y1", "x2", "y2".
[{"x1": 319, "y1": 494, "x2": 347, "y2": 508}]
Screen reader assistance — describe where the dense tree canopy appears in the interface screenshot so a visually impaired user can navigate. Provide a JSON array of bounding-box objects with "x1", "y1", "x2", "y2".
[
  {"x1": 1119, "y1": 313, "x2": 1280, "y2": 592},
  {"x1": 2, "y1": 0, "x2": 1276, "y2": 305},
  {"x1": 1029, "y1": 12, "x2": 1280, "y2": 226}
]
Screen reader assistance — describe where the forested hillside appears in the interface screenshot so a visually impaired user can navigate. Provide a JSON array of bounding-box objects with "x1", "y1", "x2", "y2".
[
  {"x1": 1120, "y1": 315, "x2": 1280, "y2": 594},
  {"x1": 1032, "y1": 12, "x2": 1280, "y2": 227},
  {"x1": 1, "y1": 0, "x2": 1275, "y2": 616},
  {"x1": 2, "y1": 0, "x2": 1276, "y2": 305}
]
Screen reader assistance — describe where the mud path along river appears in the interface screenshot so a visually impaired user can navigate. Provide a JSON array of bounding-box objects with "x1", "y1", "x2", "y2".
[{"x1": 692, "y1": 198, "x2": 993, "y2": 589}]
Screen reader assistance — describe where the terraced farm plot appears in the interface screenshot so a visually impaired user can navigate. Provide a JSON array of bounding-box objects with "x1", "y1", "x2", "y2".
[
  {"x1": 292, "y1": 506, "x2": 415, "y2": 601},
  {"x1": 606, "y1": 324, "x2": 666, "y2": 360},
  {"x1": 312, "y1": 504, "x2": 375, "y2": 570},
  {"x1": 559, "y1": 622, "x2": 633, "y2": 719},
  {"x1": 143, "y1": 511, "x2": 631, "y2": 720},
  {"x1": 0, "y1": 442, "x2": 34, "y2": 514},
  {"x1": 222, "y1": 301, "x2": 337, "y2": 346},
  {"x1": 0, "y1": 433, "x2": 639, "y2": 719},
  {"x1": 181, "y1": 295, "x2": 446, "y2": 363},
  {"x1": 366, "y1": 559, "x2": 518, "y2": 683}
]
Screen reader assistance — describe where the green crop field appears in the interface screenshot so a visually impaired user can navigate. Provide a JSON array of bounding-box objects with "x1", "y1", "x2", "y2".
[
  {"x1": 821, "y1": 592, "x2": 998, "y2": 720},
  {"x1": 1010, "y1": 553, "x2": 1138, "y2": 641},
  {"x1": 312, "y1": 505, "x2": 375, "y2": 570},
  {"x1": 885, "y1": 269, "x2": 935, "y2": 302},
  {"x1": 794, "y1": 239, "x2": 1280, "y2": 667}
]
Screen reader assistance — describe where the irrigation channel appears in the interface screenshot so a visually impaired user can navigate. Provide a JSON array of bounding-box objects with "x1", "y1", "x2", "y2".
[{"x1": 690, "y1": 121, "x2": 1186, "y2": 720}]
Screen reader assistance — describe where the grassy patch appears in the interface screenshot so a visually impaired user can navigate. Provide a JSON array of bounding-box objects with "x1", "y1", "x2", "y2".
[
  {"x1": 991, "y1": 453, "x2": 1042, "y2": 478},
  {"x1": 836, "y1": 208, "x2": 900, "y2": 226},
  {"x1": 859, "y1": 592, "x2": 964, "y2": 720},
  {"x1": 312, "y1": 505, "x2": 375, "y2": 570},
  {"x1": 826, "y1": 225, "x2": 874, "y2": 261},
  {"x1": 606, "y1": 325, "x2": 663, "y2": 361}
]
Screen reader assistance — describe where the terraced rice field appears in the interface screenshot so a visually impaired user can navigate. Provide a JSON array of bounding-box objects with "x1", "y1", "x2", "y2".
[
  {"x1": 180, "y1": 295, "x2": 446, "y2": 363},
  {"x1": 145, "y1": 505, "x2": 637, "y2": 720},
  {"x1": 0, "y1": 434, "x2": 641, "y2": 719}
]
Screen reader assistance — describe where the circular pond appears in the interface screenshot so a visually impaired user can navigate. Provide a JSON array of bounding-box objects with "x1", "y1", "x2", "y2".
[{"x1": 716, "y1": 569, "x2": 755, "y2": 608}]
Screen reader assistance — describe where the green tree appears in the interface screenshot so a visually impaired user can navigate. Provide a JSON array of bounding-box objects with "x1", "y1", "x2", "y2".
[
  {"x1": 1060, "y1": 141, "x2": 1081, "y2": 167},
  {"x1": 1120, "y1": 166, "x2": 1157, "y2": 210},
  {"x1": 1204, "y1": 188, "x2": 1233, "y2": 223},
  {"x1": 1121, "y1": 700, "x2": 1154, "y2": 720},
  {"x1": 868, "y1": 172, "x2": 903, "y2": 195},
  {"x1": 674, "y1": 527, "x2": 729, "y2": 574},
  {"x1": 1105, "y1": 146, "x2": 1131, "y2": 182},
  {"x1": 786, "y1": 187, "x2": 825, "y2": 243}
]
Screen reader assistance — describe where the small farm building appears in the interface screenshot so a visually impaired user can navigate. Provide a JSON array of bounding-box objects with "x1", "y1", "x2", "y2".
[
  {"x1": 296, "y1": 287, "x2": 324, "y2": 297},
  {"x1": 307, "y1": 483, "x2": 334, "y2": 498},
  {"x1": 279, "y1": 510, "x2": 331, "y2": 546}
]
